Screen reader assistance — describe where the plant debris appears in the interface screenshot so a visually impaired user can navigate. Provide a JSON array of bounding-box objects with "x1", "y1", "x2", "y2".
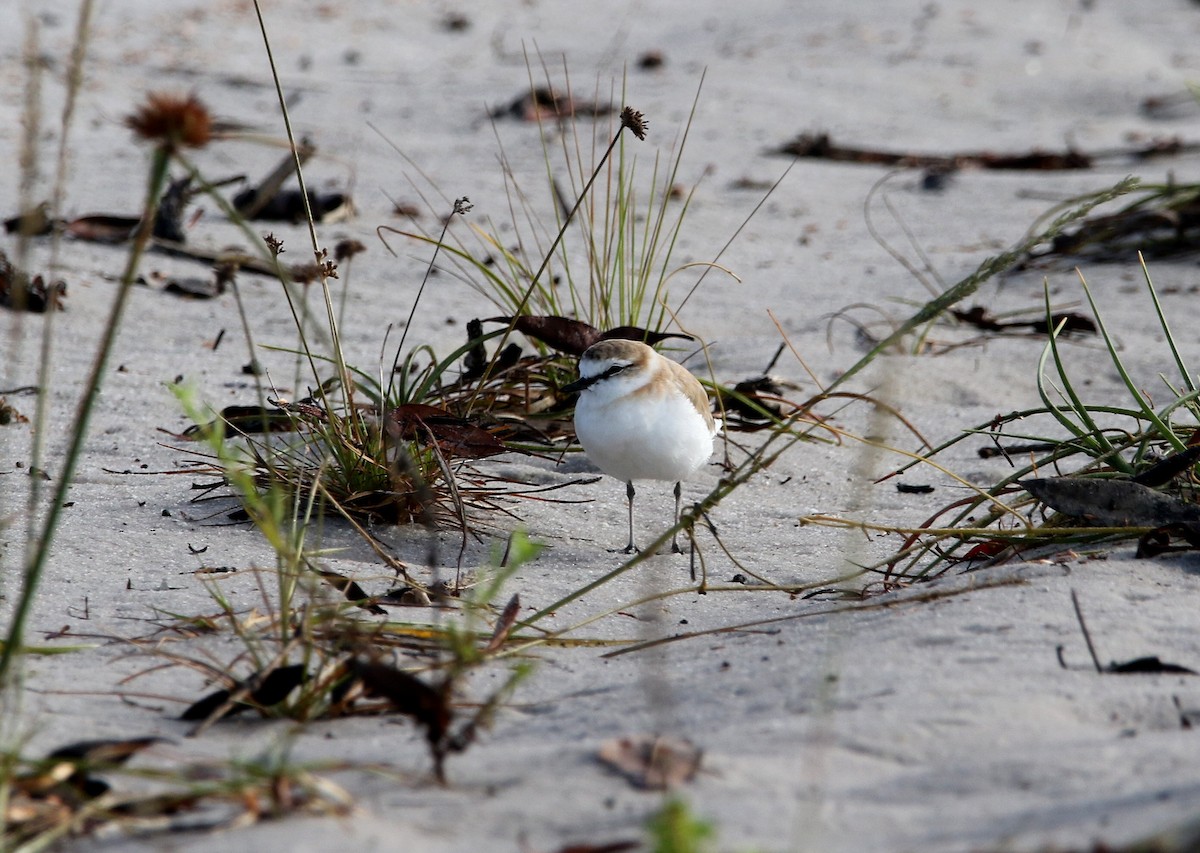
[
  {"x1": 181, "y1": 403, "x2": 300, "y2": 438},
  {"x1": 951, "y1": 306, "x2": 1096, "y2": 336},
  {"x1": 715, "y1": 375, "x2": 796, "y2": 429},
  {"x1": 162, "y1": 262, "x2": 236, "y2": 299},
  {"x1": 490, "y1": 86, "x2": 613, "y2": 122},
  {"x1": 386, "y1": 404, "x2": 509, "y2": 459},
  {"x1": 0, "y1": 249, "x2": 66, "y2": 312},
  {"x1": 597, "y1": 734, "x2": 702, "y2": 790},
  {"x1": 4, "y1": 735, "x2": 352, "y2": 847},
  {"x1": 774, "y1": 131, "x2": 1197, "y2": 171},
  {"x1": 4, "y1": 202, "x2": 54, "y2": 236},
  {"x1": 319, "y1": 569, "x2": 387, "y2": 615},
  {"x1": 181, "y1": 663, "x2": 308, "y2": 723},
  {"x1": 0, "y1": 397, "x2": 29, "y2": 425},
  {"x1": 1023, "y1": 183, "x2": 1200, "y2": 263},
  {"x1": 1022, "y1": 477, "x2": 1200, "y2": 527},
  {"x1": 1065, "y1": 591, "x2": 1197, "y2": 675},
  {"x1": 489, "y1": 315, "x2": 693, "y2": 357}
]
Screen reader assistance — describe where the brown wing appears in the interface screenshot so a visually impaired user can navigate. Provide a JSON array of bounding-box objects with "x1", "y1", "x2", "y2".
[{"x1": 665, "y1": 358, "x2": 716, "y2": 433}]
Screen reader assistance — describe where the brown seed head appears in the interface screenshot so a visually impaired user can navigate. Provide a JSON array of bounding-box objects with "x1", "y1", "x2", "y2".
[
  {"x1": 334, "y1": 239, "x2": 366, "y2": 262},
  {"x1": 620, "y1": 106, "x2": 647, "y2": 141},
  {"x1": 125, "y1": 92, "x2": 212, "y2": 150}
]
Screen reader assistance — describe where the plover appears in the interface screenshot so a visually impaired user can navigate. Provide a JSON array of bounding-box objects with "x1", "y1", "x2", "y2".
[{"x1": 563, "y1": 339, "x2": 716, "y2": 553}]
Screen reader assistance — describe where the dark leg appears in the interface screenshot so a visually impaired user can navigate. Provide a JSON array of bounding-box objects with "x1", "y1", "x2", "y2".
[
  {"x1": 619, "y1": 481, "x2": 639, "y2": 553},
  {"x1": 671, "y1": 481, "x2": 683, "y2": 553}
]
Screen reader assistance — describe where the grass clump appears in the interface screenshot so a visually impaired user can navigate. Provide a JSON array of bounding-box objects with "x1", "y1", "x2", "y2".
[{"x1": 806, "y1": 255, "x2": 1200, "y2": 583}]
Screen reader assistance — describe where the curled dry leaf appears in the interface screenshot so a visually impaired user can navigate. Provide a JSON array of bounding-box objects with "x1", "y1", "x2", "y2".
[
  {"x1": 596, "y1": 734, "x2": 702, "y2": 790},
  {"x1": 13, "y1": 737, "x2": 165, "y2": 816},
  {"x1": 776, "y1": 131, "x2": 1095, "y2": 170},
  {"x1": 490, "y1": 315, "x2": 601, "y2": 355},
  {"x1": 600, "y1": 326, "x2": 693, "y2": 347},
  {"x1": 66, "y1": 215, "x2": 140, "y2": 243},
  {"x1": 4, "y1": 202, "x2": 55, "y2": 236},
  {"x1": 378, "y1": 585, "x2": 433, "y2": 607},
  {"x1": 716, "y1": 374, "x2": 796, "y2": 428}
]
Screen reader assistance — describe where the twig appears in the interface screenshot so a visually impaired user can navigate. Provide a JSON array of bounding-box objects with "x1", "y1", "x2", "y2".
[{"x1": 1070, "y1": 589, "x2": 1103, "y2": 673}]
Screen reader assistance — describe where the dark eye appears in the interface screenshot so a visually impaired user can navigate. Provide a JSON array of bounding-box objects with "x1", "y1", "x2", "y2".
[{"x1": 601, "y1": 363, "x2": 629, "y2": 380}]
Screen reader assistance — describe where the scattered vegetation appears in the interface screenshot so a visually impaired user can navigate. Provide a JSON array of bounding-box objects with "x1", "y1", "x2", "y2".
[
  {"x1": 7, "y1": 0, "x2": 1200, "y2": 850},
  {"x1": 805, "y1": 254, "x2": 1200, "y2": 586}
]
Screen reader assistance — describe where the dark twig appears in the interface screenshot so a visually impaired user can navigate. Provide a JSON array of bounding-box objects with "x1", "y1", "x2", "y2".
[{"x1": 1070, "y1": 589, "x2": 1103, "y2": 674}]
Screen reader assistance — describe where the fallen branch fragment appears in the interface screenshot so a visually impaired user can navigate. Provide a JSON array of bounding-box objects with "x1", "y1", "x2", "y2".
[{"x1": 774, "y1": 131, "x2": 1199, "y2": 171}]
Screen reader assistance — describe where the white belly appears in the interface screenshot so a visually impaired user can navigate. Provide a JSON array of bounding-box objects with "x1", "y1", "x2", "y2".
[{"x1": 575, "y1": 389, "x2": 714, "y2": 484}]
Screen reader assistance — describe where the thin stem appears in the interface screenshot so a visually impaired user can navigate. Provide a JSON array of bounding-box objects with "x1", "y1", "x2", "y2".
[
  {"x1": 0, "y1": 145, "x2": 171, "y2": 687},
  {"x1": 465, "y1": 114, "x2": 640, "y2": 413},
  {"x1": 251, "y1": 0, "x2": 355, "y2": 434}
]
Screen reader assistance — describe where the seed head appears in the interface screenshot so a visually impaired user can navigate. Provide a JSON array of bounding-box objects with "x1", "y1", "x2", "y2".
[
  {"x1": 620, "y1": 106, "x2": 647, "y2": 141},
  {"x1": 125, "y1": 92, "x2": 212, "y2": 150}
]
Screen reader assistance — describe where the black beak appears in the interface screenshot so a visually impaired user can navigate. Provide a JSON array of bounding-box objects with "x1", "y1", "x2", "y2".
[
  {"x1": 562, "y1": 362, "x2": 628, "y2": 395},
  {"x1": 561, "y1": 375, "x2": 595, "y2": 395}
]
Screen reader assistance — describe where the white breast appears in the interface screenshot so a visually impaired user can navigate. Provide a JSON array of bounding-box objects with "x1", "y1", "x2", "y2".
[{"x1": 574, "y1": 377, "x2": 715, "y2": 484}]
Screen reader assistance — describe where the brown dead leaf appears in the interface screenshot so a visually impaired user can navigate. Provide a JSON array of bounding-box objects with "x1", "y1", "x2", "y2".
[
  {"x1": 350, "y1": 659, "x2": 451, "y2": 749},
  {"x1": 386, "y1": 404, "x2": 507, "y2": 459},
  {"x1": 596, "y1": 734, "x2": 702, "y2": 790}
]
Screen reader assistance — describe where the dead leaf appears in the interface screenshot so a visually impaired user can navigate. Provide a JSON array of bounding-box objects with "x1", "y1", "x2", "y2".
[
  {"x1": 1108, "y1": 656, "x2": 1196, "y2": 675},
  {"x1": 599, "y1": 326, "x2": 694, "y2": 347},
  {"x1": 1022, "y1": 477, "x2": 1200, "y2": 527},
  {"x1": 490, "y1": 315, "x2": 601, "y2": 355},
  {"x1": 180, "y1": 663, "x2": 307, "y2": 722},
  {"x1": 1133, "y1": 445, "x2": 1200, "y2": 488},
  {"x1": 1, "y1": 250, "x2": 67, "y2": 313},
  {"x1": 1137, "y1": 522, "x2": 1200, "y2": 558},
  {"x1": 4, "y1": 202, "x2": 54, "y2": 236},
  {"x1": 386, "y1": 404, "x2": 508, "y2": 459},
  {"x1": 319, "y1": 569, "x2": 386, "y2": 615},
  {"x1": 484, "y1": 594, "x2": 521, "y2": 653},
  {"x1": 490, "y1": 86, "x2": 613, "y2": 122},
  {"x1": 596, "y1": 734, "x2": 702, "y2": 790},
  {"x1": 65, "y1": 214, "x2": 140, "y2": 243},
  {"x1": 182, "y1": 404, "x2": 298, "y2": 438},
  {"x1": 349, "y1": 659, "x2": 451, "y2": 749}
]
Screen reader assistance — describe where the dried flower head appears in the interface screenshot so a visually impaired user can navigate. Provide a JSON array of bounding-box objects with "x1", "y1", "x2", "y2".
[
  {"x1": 334, "y1": 239, "x2": 366, "y2": 262},
  {"x1": 125, "y1": 92, "x2": 212, "y2": 150},
  {"x1": 620, "y1": 106, "x2": 647, "y2": 141},
  {"x1": 315, "y1": 246, "x2": 338, "y2": 280}
]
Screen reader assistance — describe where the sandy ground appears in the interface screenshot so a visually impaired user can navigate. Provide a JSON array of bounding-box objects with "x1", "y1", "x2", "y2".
[{"x1": 5, "y1": 1, "x2": 1200, "y2": 850}]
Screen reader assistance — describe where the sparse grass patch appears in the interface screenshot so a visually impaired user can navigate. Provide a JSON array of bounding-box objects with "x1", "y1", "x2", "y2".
[{"x1": 805, "y1": 255, "x2": 1200, "y2": 584}]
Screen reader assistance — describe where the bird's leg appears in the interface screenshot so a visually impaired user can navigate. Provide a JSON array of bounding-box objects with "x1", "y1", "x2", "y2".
[
  {"x1": 620, "y1": 480, "x2": 639, "y2": 554},
  {"x1": 671, "y1": 481, "x2": 684, "y2": 553}
]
